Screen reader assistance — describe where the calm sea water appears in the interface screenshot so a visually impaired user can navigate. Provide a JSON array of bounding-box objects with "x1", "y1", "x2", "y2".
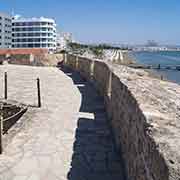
[{"x1": 131, "y1": 51, "x2": 180, "y2": 84}]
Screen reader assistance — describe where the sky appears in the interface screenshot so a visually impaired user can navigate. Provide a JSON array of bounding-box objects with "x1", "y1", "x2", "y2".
[{"x1": 1, "y1": 0, "x2": 180, "y2": 45}]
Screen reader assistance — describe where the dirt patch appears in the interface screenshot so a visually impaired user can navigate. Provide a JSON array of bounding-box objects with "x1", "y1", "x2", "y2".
[{"x1": 0, "y1": 102, "x2": 27, "y2": 134}]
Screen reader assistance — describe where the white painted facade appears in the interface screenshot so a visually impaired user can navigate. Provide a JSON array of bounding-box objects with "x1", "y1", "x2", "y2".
[
  {"x1": 0, "y1": 12, "x2": 12, "y2": 48},
  {"x1": 12, "y1": 17, "x2": 57, "y2": 51}
]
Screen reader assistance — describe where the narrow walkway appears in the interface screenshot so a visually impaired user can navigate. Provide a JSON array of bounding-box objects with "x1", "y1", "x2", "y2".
[
  {"x1": 63, "y1": 67, "x2": 125, "y2": 180},
  {"x1": 0, "y1": 65, "x2": 125, "y2": 180}
]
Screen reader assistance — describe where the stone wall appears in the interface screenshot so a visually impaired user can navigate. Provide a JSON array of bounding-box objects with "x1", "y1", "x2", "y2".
[
  {"x1": 33, "y1": 54, "x2": 63, "y2": 66},
  {"x1": 63, "y1": 54, "x2": 174, "y2": 180},
  {"x1": 9, "y1": 54, "x2": 32, "y2": 65},
  {"x1": 0, "y1": 54, "x2": 34, "y2": 65},
  {"x1": 110, "y1": 73, "x2": 168, "y2": 180},
  {"x1": 0, "y1": 53, "x2": 63, "y2": 66},
  {"x1": 77, "y1": 56, "x2": 92, "y2": 79}
]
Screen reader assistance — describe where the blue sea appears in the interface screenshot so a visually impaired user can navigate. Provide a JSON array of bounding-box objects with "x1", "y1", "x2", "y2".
[{"x1": 131, "y1": 51, "x2": 180, "y2": 84}]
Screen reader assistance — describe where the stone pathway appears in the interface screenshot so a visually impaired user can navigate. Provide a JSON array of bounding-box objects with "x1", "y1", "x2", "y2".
[
  {"x1": 0, "y1": 65, "x2": 125, "y2": 180},
  {"x1": 63, "y1": 67, "x2": 125, "y2": 180}
]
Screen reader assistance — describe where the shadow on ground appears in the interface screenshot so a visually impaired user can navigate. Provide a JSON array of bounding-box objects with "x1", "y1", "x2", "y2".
[{"x1": 61, "y1": 66, "x2": 125, "y2": 180}]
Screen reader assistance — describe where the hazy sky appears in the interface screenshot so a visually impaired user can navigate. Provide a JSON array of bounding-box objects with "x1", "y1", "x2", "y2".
[{"x1": 1, "y1": 0, "x2": 180, "y2": 44}]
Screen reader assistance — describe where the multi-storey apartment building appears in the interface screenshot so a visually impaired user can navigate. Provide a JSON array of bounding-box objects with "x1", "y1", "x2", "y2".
[
  {"x1": 0, "y1": 12, "x2": 12, "y2": 48},
  {"x1": 12, "y1": 17, "x2": 57, "y2": 51}
]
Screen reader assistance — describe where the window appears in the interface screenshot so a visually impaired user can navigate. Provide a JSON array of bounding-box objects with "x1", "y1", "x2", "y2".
[
  {"x1": 35, "y1": 44, "x2": 40, "y2": 47},
  {"x1": 28, "y1": 33, "x2": 32, "y2": 36},
  {"x1": 14, "y1": 22, "x2": 20, "y2": 26},
  {"x1": 42, "y1": 33, "x2": 47, "y2": 36},
  {"x1": 33, "y1": 38, "x2": 40, "y2": 42},
  {"x1": 22, "y1": 44, "x2": 27, "y2": 48},
  {"x1": 34, "y1": 22, "x2": 41, "y2": 26},
  {"x1": 5, "y1": 18, "x2": 11, "y2": 23},
  {"x1": 41, "y1": 27, "x2": 47, "y2": 31},
  {"x1": 18, "y1": 22, "x2": 24, "y2": 26},
  {"x1": 28, "y1": 44, "x2": 33, "y2": 48},
  {"x1": 42, "y1": 38, "x2": 47, "y2": 42},
  {"x1": 35, "y1": 33, "x2": 40, "y2": 36},
  {"x1": 15, "y1": 28, "x2": 20, "y2": 31},
  {"x1": 42, "y1": 44, "x2": 47, "y2": 47},
  {"x1": 41, "y1": 22, "x2": 47, "y2": 26}
]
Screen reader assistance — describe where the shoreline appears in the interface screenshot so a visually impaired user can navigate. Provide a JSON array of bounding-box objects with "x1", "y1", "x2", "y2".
[{"x1": 126, "y1": 51, "x2": 174, "y2": 83}]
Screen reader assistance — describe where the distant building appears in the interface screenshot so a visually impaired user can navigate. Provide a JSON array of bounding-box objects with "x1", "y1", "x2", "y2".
[
  {"x1": 12, "y1": 17, "x2": 57, "y2": 52},
  {"x1": 0, "y1": 12, "x2": 12, "y2": 48},
  {"x1": 133, "y1": 46, "x2": 169, "y2": 52},
  {"x1": 146, "y1": 40, "x2": 158, "y2": 47},
  {"x1": 57, "y1": 32, "x2": 73, "y2": 50}
]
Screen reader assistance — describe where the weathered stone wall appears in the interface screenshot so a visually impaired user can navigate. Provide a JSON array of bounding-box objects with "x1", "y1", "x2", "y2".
[
  {"x1": 33, "y1": 54, "x2": 63, "y2": 66},
  {"x1": 9, "y1": 54, "x2": 32, "y2": 65},
  {"x1": 77, "y1": 56, "x2": 93, "y2": 80},
  {"x1": 0, "y1": 54, "x2": 34, "y2": 65},
  {"x1": 64, "y1": 54, "x2": 77, "y2": 69},
  {"x1": 110, "y1": 73, "x2": 168, "y2": 180},
  {"x1": 64, "y1": 54, "x2": 173, "y2": 180},
  {"x1": 0, "y1": 53, "x2": 63, "y2": 66}
]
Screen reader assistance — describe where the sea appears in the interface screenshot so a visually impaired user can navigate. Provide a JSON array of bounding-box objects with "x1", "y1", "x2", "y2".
[{"x1": 131, "y1": 51, "x2": 180, "y2": 84}]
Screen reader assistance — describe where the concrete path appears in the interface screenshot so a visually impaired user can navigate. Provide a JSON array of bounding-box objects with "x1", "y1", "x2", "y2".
[{"x1": 0, "y1": 65, "x2": 125, "y2": 180}]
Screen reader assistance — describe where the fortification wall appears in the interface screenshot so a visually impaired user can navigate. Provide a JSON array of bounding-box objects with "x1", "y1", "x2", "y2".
[
  {"x1": 63, "y1": 53, "x2": 179, "y2": 180},
  {"x1": 0, "y1": 53, "x2": 63, "y2": 66}
]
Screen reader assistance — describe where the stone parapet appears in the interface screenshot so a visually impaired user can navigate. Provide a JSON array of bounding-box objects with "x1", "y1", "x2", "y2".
[{"x1": 64, "y1": 53, "x2": 180, "y2": 180}]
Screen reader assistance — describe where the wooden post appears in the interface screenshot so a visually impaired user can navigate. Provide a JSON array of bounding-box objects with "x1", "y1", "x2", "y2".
[
  {"x1": 37, "y1": 78, "x2": 41, "y2": 108},
  {"x1": 0, "y1": 104, "x2": 3, "y2": 154},
  {"x1": 4, "y1": 72, "x2": 7, "y2": 100}
]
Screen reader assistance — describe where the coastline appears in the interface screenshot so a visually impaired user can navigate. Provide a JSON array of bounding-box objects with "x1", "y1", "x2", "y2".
[{"x1": 126, "y1": 51, "x2": 171, "y2": 82}]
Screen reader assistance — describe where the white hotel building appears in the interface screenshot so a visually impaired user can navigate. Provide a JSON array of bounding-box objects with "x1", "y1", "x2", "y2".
[
  {"x1": 12, "y1": 17, "x2": 57, "y2": 51},
  {"x1": 0, "y1": 12, "x2": 12, "y2": 48}
]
